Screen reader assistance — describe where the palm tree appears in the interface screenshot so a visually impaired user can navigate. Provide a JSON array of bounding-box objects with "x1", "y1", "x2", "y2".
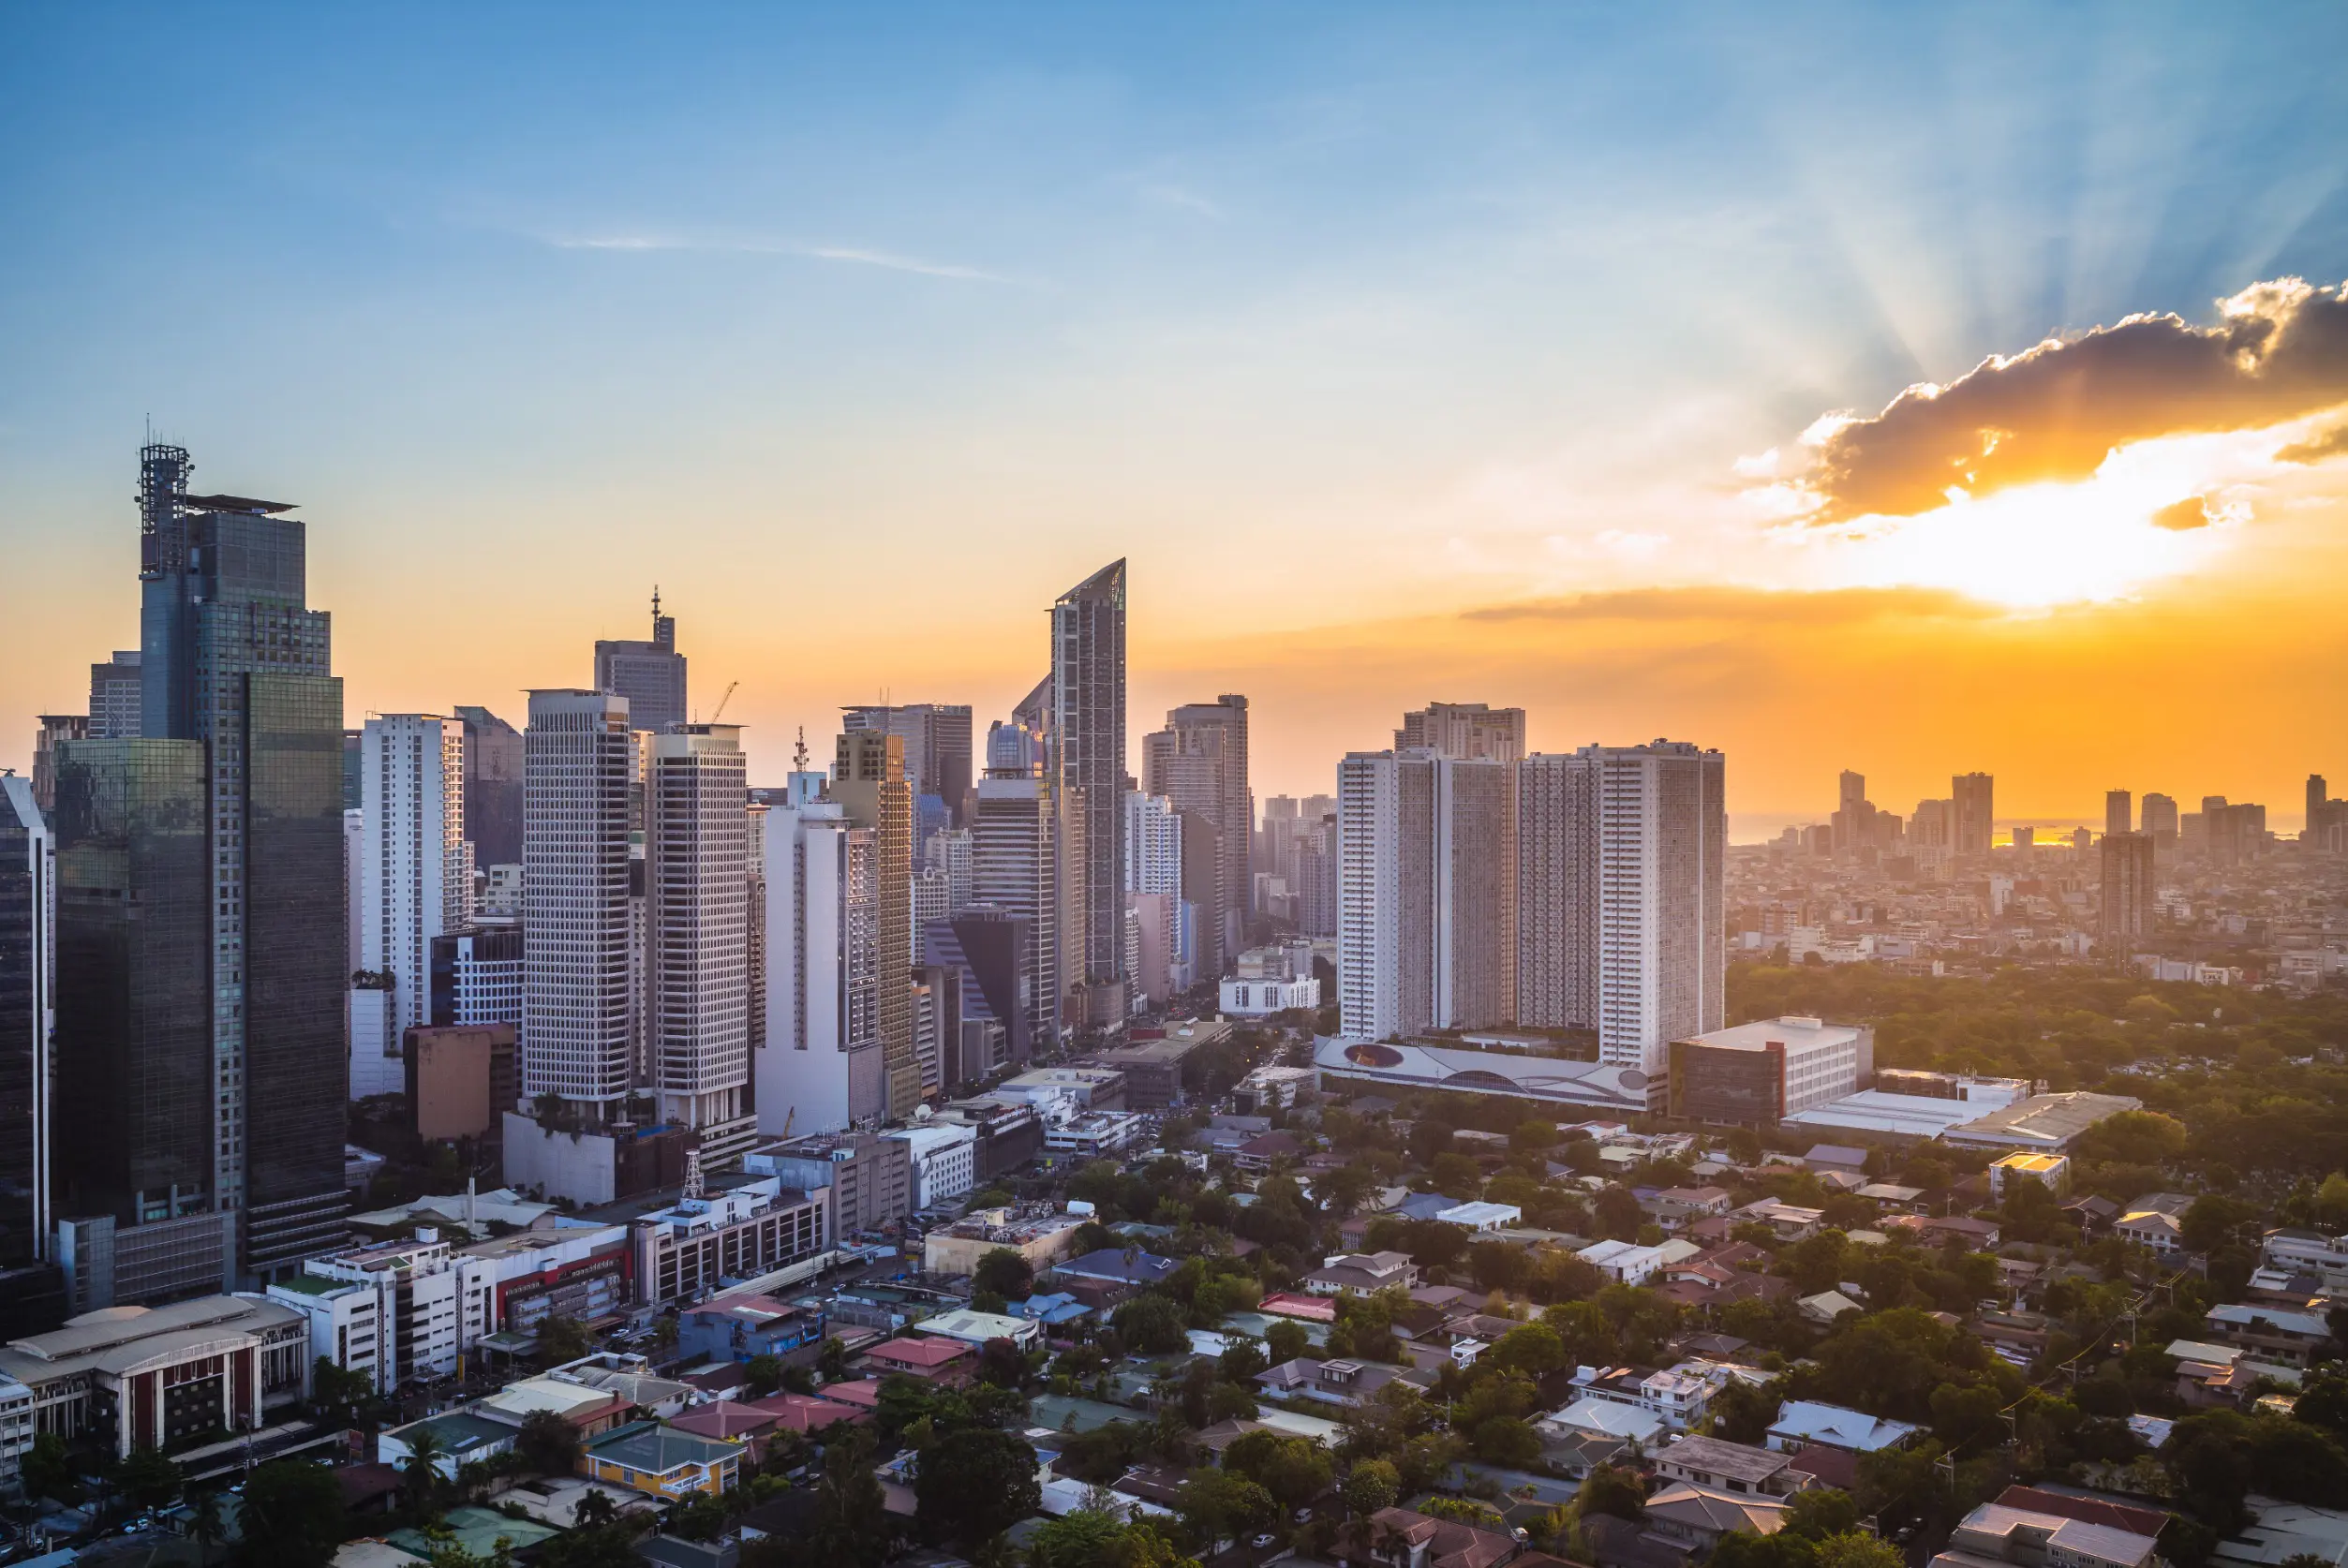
[
  {"x1": 399, "y1": 1427, "x2": 447, "y2": 1518},
  {"x1": 573, "y1": 1488, "x2": 619, "y2": 1531},
  {"x1": 187, "y1": 1489, "x2": 226, "y2": 1567}
]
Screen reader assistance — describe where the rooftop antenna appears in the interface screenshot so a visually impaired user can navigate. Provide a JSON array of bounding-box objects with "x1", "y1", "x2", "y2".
[{"x1": 794, "y1": 726, "x2": 810, "y2": 773}]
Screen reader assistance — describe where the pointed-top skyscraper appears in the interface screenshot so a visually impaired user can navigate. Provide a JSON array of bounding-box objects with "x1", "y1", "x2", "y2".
[{"x1": 1051, "y1": 560, "x2": 1128, "y2": 1027}]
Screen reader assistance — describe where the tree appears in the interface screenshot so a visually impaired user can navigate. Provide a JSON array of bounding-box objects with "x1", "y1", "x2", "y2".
[
  {"x1": 1484, "y1": 1322, "x2": 1567, "y2": 1379},
  {"x1": 240, "y1": 1460, "x2": 349, "y2": 1568},
  {"x1": 188, "y1": 1489, "x2": 229, "y2": 1566},
  {"x1": 915, "y1": 1428, "x2": 1042, "y2": 1547},
  {"x1": 1470, "y1": 1416, "x2": 1540, "y2": 1468},
  {"x1": 399, "y1": 1425, "x2": 448, "y2": 1516},
  {"x1": 819, "y1": 1336, "x2": 852, "y2": 1383},
  {"x1": 1576, "y1": 1463, "x2": 1646, "y2": 1522},
  {"x1": 741, "y1": 1427, "x2": 899, "y2": 1568},
  {"x1": 1028, "y1": 1510, "x2": 1199, "y2": 1568},
  {"x1": 1813, "y1": 1533, "x2": 1904, "y2": 1568},
  {"x1": 980, "y1": 1338, "x2": 1029, "y2": 1389},
  {"x1": 1222, "y1": 1431, "x2": 1332, "y2": 1516},
  {"x1": 1707, "y1": 1379, "x2": 1783, "y2": 1446},
  {"x1": 22, "y1": 1430, "x2": 83, "y2": 1505},
  {"x1": 120, "y1": 1445, "x2": 184, "y2": 1512},
  {"x1": 975, "y1": 1248, "x2": 1036, "y2": 1301},
  {"x1": 535, "y1": 1314, "x2": 591, "y2": 1365},
  {"x1": 745, "y1": 1355, "x2": 785, "y2": 1398},
  {"x1": 1114, "y1": 1294, "x2": 1192, "y2": 1355},
  {"x1": 2180, "y1": 1195, "x2": 2258, "y2": 1255},
  {"x1": 312, "y1": 1356, "x2": 377, "y2": 1426},
  {"x1": 1266, "y1": 1321, "x2": 1310, "y2": 1367},
  {"x1": 1176, "y1": 1467, "x2": 1276, "y2": 1548},
  {"x1": 1221, "y1": 1339, "x2": 1269, "y2": 1383},
  {"x1": 1780, "y1": 1488, "x2": 1862, "y2": 1542},
  {"x1": 517, "y1": 1409, "x2": 583, "y2": 1476},
  {"x1": 1342, "y1": 1458, "x2": 1400, "y2": 1517},
  {"x1": 1593, "y1": 1187, "x2": 1644, "y2": 1241}
]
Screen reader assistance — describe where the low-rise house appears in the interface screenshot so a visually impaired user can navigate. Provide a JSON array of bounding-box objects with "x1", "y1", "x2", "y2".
[
  {"x1": 1765, "y1": 1400, "x2": 1920, "y2": 1454},
  {"x1": 1804, "y1": 1146, "x2": 1870, "y2": 1177},
  {"x1": 1797, "y1": 1291, "x2": 1862, "y2": 1325},
  {"x1": 1730, "y1": 1200, "x2": 1826, "y2": 1241},
  {"x1": 1258, "y1": 1292, "x2": 1341, "y2": 1323},
  {"x1": 913, "y1": 1309, "x2": 1042, "y2": 1350},
  {"x1": 581, "y1": 1422, "x2": 745, "y2": 1500},
  {"x1": 2062, "y1": 1195, "x2": 2120, "y2": 1234},
  {"x1": 2263, "y1": 1226, "x2": 2348, "y2": 1286},
  {"x1": 1644, "y1": 1484, "x2": 1791, "y2": 1554},
  {"x1": 378, "y1": 1411, "x2": 521, "y2": 1478},
  {"x1": 2167, "y1": 1340, "x2": 2267, "y2": 1408},
  {"x1": 1052, "y1": 1248, "x2": 1180, "y2": 1292},
  {"x1": 1255, "y1": 1356, "x2": 1434, "y2": 1410},
  {"x1": 1562, "y1": 1363, "x2": 1722, "y2": 1431},
  {"x1": 1577, "y1": 1239, "x2": 1667, "y2": 1286},
  {"x1": 2115, "y1": 1209, "x2": 2185, "y2": 1256},
  {"x1": 1006, "y1": 1293, "x2": 1094, "y2": 1331},
  {"x1": 676, "y1": 1292, "x2": 827, "y2": 1367},
  {"x1": 1934, "y1": 1498, "x2": 2159, "y2": 1568},
  {"x1": 743, "y1": 1391, "x2": 864, "y2": 1435},
  {"x1": 861, "y1": 1337, "x2": 976, "y2": 1383},
  {"x1": 1647, "y1": 1189, "x2": 1733, "y2": 1230},
  {"x1": 1305, "y1": 1251, "x2": 1421, "y2": 1296},
  {"x1": 1918, "y1": 1215, "x2": 2001, "y2": 1249},
  {"x1": 1652, "y1": 1434, "x2": 1812, "y2": 1498},
  {"x1": 2205, "y1": 1304, "x2": 2333, "y2": 1368},
  {"x1": 1335, "y1": 1507, "x2": 1519, "y2": 1568},
  {"x1": 1434, "y1": 1202, "x2": 1524, "y2": 1232},
  {"x1": 1537, "y1": 1397, "x2": 1668, "y2": 1451},
  {"x1": 1235, "y1": 1131, "x2": 1305, "y2": 1172},
  {"x1": 1856, "y1": 1183, "x2": 1928, "y2": 1213}
]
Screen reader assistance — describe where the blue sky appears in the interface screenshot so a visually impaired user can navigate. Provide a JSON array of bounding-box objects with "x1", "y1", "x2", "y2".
[{"x1": 6, "y1": 5, "x2": 2348, "y2": 820}]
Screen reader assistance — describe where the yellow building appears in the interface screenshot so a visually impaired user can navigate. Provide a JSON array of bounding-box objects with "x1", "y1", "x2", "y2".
[
  {"x1": 581, "y1": 1421, "x2": 744, "y2": 1499},
  {"x1": 1988, "y1": 1152, "x2": 2071, "y2": 1199}
]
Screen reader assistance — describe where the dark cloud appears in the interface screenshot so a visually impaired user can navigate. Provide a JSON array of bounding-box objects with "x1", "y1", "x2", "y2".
[
  {"x1": 2278, "y1": 423, "x2": 2348, "y2": 465},
  {"x1": 2151, "y1": 496, "x2": 2211, "y2": 531},
  {"x1": 1462, "y1": 584, "x2": 1998, "y2": 625},
  {"x1": 1799, "y1": 278, "x2": 2348, "y2": 522}
]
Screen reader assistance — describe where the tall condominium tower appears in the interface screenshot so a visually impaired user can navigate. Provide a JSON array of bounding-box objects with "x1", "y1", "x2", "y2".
[
  {"x1": 30, "y1": 716, "x2": 85, "y2": 816},
  {"x1": 1143, "y1": 695, "x2": 1251, "y2": 980},
  {"x1": 1051, "y1": 560, "x2": 1128, "y2": 1026},
  {"x1": 594, "y1": 592, "x2": 688, "y2": 735},
  {"x1": 1516, "y1": 742, "x2": 1725, "y2": 1100},
  {"x1": 1952, "y1": 772, "x2": 1995, "y2": 856},
  {"x1": 2105, "y1": 790, "x2": 2133, "y2": 837},
  {"x1": 1125, "y1": 791, "x2": 1182, "y2": 897},
  {"x1": 758, "y1": 786, "x2": 882, "y2": 1133},
  {"x1": 455, "y1": 705, "x2": 525, "y2": 872},
  {"x1": 1336, "y1": 749, "x2": 1511, "y2": 1043},
  {"x1": 973, "y1": 770, "x2": 1059, "y2": 1052},
  {"x1": 522, "y1": 690, "x2": 636, "y2": 1113},
  {"x1": 52, "y1": 445, "x2": 348, "y2": 1298},
  {"x1": 834, "y1": 731, "x2": 919, "y2": 1117},
  {"x1": 2140, "y1": 791, "x2": 2178, "y2": 847},
  {"x1": 350, "y1": 716, "x2": 472, "y2": 1100},
  {"x1": 1395, "y1": 703, "x2": 1524, "y2": 1012},
  {"x1": 646, "y1": 725, "x2": 754, "y2": 1160},
  {"x1": 88, "y1": 651, "x2": 142, "y2": 739},
  {"x1": 843, "y1": 704, "x2": 975, "y2": 830},
  {"x1": 2100, "y1": 832, "x2": 2157, "y2": 947},
  {"x1": 0, "y1": 776, "x2": 58, "y2": 1322}
]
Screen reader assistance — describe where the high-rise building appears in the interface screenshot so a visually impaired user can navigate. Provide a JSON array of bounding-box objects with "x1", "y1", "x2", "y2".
[
  {"x1": 350, "y1": 716, "x2": 471, "y2": 1101},
  {"x1": 1336, "y1": 749, "x2": 1511, "y2": 1043},
  {"x1": 2305, "y1": 775, "x2": 2341, "y2": 846},
  {"x1": 1830, "y1": 769, "x2": 1880, "y2": 854},
  {"x1": 31, "y1": 716, "x2": 86, "y2": 815},
  {"x1": 842, "y1": 704, "x2": 975, "y2": 830},
  {"x1": 833, "y1": 731, "x2": 919, "y2": 1117},
  {"x1": 522, "y1": 690, "x2": 636, "y2": 1114},
  {"x1": 594, "y1": 592, "x2": 688, "y2": 735},
  {"x1": 454, "y1": 705, "x2": 525, "y2": 873},
  {"x1": 2105, "y1": 790, "x2": 2133, "y2": 838},
  {"x1": 1395, "y1": 703, "x2": 1524, "y2": 1010},
  {"x1": 646, "y1": 725, "x2": 754, "y2": 1161},
  {"x1": 0, "y1": 775, "x2": 60, "y2": 1324},
  {"x1": 973, "y1": 770, "x2": 1059, "y2": 1053},
  {"x1": 758, "y1": 784, "x2": 883, "y2": 1134},
  {"x1": 1051, "y1": 560, "x2": 1128, "y2": 1026},
  {"x1": 58, "y1": 445, "x2": 350, "y2": 1286},
  {"x1": 430, "y1": 927, "x2": 524, "y2": 1036},
  {"x1": 1142, "y1": 696, "x2": 1251, "y2": 980},
  {"x1": 1516, "y1": 743, "x2": 1725, "y2": 1101},
  {"x1": 1953, "y1": 772, "x2": 1995, "y2": 857},
  {"x1": 89, "y1": 652, "x2": 142, "y2": 740},
  {"x1": 925, "y1": 827, "x2": 975, "y2": 914},
  {"x1": 1125, "y1": 791, "x2": 1182, "y2": 897},
  {"x1": 2100, "y1": 833, "x2": 2157, "y2": 947},
  {"x1": 2140, "y1": 791, "x2": 2179, "y2": 848}
]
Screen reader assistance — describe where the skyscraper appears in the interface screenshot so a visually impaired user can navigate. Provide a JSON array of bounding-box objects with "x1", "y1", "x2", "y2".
[
  {"x1": 81, "y1": 445, "x2": 349, "y2": 1283},
  {"x1": 758, "y1": 784, "x2": 883, "y2": 1134},
  {"x1": 1395, "y1": 703, "x2": 1524, "y2": 1012},
  {"x1": 594, "y1": 592, "x2": 688, "y2": 734},
  {"x1": 973, "y1": 769, "x2": 1058, "y2": 1052},
  {"x1": 1515, "y1": 742, "x2": 1725, "y2": 1101},
  {"x1": 30, "y1": 716, "x2": 86, "y2": 815},
  {"x1": 1142, "y1": 695, "x2": 1250, "y2": 978},
  {"x1": 2105, "y1": 790, "x2": 2133, "y2": 837},
  {"x1": 1051, "y1": 560, "x2": 1128, "y2": 1026},
  {"x1": 842, "y1": 704, "x2": 976, "y2": 830},
  {"x1": 88, "y1": 651, "x2": 142, "y2": 739},
  {"x1": 350, "y1": 716, "x2": 471, "y2": 1101},
  {"x1": 832, "y1": 730, "x2": 919, "y2": 1117},
  {"x1": 455, "y1": 705, "x2": 526, "y2": 873},
  {"x1": 1953, "y1": 772, "x2": 1995, "y2": 856},
  {"x1": 1335, "y1": 749, "x2": 1511, "y2": 1043},
  {"x1": 522, "y1": 689, "x2": 636, "y2": 1114},
  {"x1": 2100, "y1": 832, "x2": 2156, "y2": 947},
  {"x1": 0, "y1": 775, "x2": 58, "y2": 1324},
  {"x1": 646, "y1": 725, "x2": 754, "y2": 1160},
  {"x1": 2140, "y1": 791, "x2": 2179, "y2": 847},
  {"x1": 2306, "y1": 775, "x2": 2337, "y2": 845}
]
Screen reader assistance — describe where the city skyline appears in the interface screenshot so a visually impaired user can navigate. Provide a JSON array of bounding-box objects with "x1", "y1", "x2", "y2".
[{"x1": 7, "y1": 7, "x2": 2348, "y2": 827}]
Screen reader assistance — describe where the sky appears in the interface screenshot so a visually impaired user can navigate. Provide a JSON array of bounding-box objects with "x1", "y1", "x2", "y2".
[{"x1": 6, "y1": 4, "x2": 2348, "y2": 837}]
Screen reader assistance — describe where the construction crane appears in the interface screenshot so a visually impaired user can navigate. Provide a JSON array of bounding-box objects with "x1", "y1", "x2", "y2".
[{"x1": 710, "y1": 680, "x2": 739, "y2": 722}]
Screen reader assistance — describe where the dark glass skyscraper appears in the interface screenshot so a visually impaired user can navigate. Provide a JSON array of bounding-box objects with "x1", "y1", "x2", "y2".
[
  {"x1": 52, "y1": 445, "x2": 347, "y2": 1300},
  {"x1": 0, "y1": 775, "x2": 61, "y2": 1329},
  {"x1": 456, "y1": 704, "x2": 526, "y2": 869},
  {"x1": 1051, "y1": 559, "x2": 1128, "y2": 1026}
]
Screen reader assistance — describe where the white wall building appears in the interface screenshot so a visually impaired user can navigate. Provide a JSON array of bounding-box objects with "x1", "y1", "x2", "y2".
[
  {"x1": 522, "y1": 690, "x2": 637, "y2": 1114},
  {"x1": 758, "y1": 780, "x2": 882, "y2": 1137},
  {"x1": 1222, "y1": 975, "x2": 1320, "y2": 1016},
  {"x1": 887, "y1": 1122, "x2": 978, "y2": 1209},
  {"x1": 351, "y1": 715, "x2": 471, "y2": 1100},
  {"x1": 1337, "y1": 749, "x2": 1510, "y2": 1042},
  {"x1": 646, "y1": 725, "x2": 754, "y2": 1162}
]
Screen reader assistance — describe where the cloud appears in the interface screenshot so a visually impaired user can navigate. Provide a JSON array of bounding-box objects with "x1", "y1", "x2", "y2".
[
  {"x1": 1789, "y1": 277, "x2": 2348, "y2": 522},
  {"x1": 2151, "y1": 496, "x2": 2212, "y2": 531},
  {"x1": 546, "y1": 233, "x2": 1010, "y2": 282},
  {"x1": 1460, "y1": 584, "x2": 1999, "y2": 626},
  {"x1": 2278, "y1": 423, "x2": 2348, "y2": 465}
]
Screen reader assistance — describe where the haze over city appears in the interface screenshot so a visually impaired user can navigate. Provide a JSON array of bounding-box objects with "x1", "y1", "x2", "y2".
[{"x1": 7, "y1": 6, "x2": 2348, "y2": 833}]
